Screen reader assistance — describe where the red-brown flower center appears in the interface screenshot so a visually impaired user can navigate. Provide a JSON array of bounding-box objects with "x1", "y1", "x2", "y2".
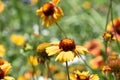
[
  {"x1": 114, "y1": 20, "x2": 120, "y2": 35},
  {"x1": 0, "y1": 60, "x2": 4, "y2": 65},
  {"x1": 0, "y1": 68, "x2": 4, "y2": 79},
  {"x1": 43, "y1": 2, "x2": 55, "y2": 16},
  {"x1": 59, "y1": 39, "x2": 76, "y2": 51}
]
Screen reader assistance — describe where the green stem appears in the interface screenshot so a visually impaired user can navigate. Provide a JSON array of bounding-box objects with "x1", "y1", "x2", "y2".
[
  {"x1": 46, "y1": 61, "x2": 54, "y2": 80},
  {"x1": 55, "y1": 22, "x2": 67, "y2": 38},
  {"x1": 66, "y1": 61, "x2": 70, "y2": 80},
  {"x1": 104, "y1": 0, "x2": 111, "y2": 31},
  {"x1": 79, "y1": 55, "x2": 93, "y2": 71},
  {"x1": 110, "y1": 0, "x2": 120, "y2": 49},
  {"x1": 104, "y1": 40, "x2": 108, "y2": 61},
  {"x1": 31, "y1": 65, "x2": 36, "y2": 80}
]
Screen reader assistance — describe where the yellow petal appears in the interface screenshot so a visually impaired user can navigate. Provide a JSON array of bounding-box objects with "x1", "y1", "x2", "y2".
[
  {"x1": 4, "y1": 76, "x2": 15, "y2": 80},
  {"x1": 63, "y1": 51, "x2": 74, "y2": 62},
  {"x1": 76, "y1": 46, "x2": 88, "y2": 54},
  {"x1": 36, "y1": 8, "x2": 42, "y2": 15},
  {"x1": 55, "y1": 51, "x2": 64, "y2": 62},
  {"x1": 1, "y1": 61, "x2": 12, "y2": 75},
  {"x1": 55, "y1": 51, "x2": 74, "y2": 62},
  {"x1": 52, "y1": 0, "x2": 60, "y2": 5},
  {"x1": 53, "y1": 13, "x2": 57, "y2": 19},
  {"x1": 46, "y1": 46, "x2": 60, "y2": 56},
  {"x1": 90, "y1": 74, "x2": 100, "y2": 80}
]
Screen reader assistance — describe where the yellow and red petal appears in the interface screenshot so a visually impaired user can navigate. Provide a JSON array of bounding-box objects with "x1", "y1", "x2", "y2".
[{"x1": 52, "y1": 0, "x2": 60, "y2": 5}]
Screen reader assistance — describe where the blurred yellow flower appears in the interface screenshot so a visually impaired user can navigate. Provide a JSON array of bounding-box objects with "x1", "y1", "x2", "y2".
[
  {"x1": 107, "y1": 18, "x2": 120, "y2": 40},
  {"x1": 36, "y1": 0, "x2": 64, "y2": 27},
  {"x1": 82, "y1": 1, "x2": 91, "y2": 9},
  {"x1": 28, "y1": 55, "x2": 38, "y2": 66},
  {"x1": 18, "y1": 76, "x2": 28, "y2": 80},
  {"x1": 46, "y1": 38, "x2": 88, "y2": 62},
  {"x1": 0, "y1": 1, "x2": 4, "y2": 14},
  {"x1": 10, "y1": 34, "x2": 25, "y2": 46},
  {"x1": 69, "y1": 64, "x2": 86, "y2": 73},
  {"x1": 0, "y1": 59, "x2": 14, "y2": 80},
  {"x1": 30, "y1": 0, "x2": 38, "y2": 5},
  {"x1": 70, "y1": 70, "x2": 99, "y2": 80},
  {"x1": 0, "y1": 44, "x2": 6, "y2": 57}
]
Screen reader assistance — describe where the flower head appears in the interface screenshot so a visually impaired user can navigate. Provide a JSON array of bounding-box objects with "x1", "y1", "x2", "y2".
[
  {"x1": 0, "y1": 44, "x2": 6, "y2": 57},
  {"x1": 36, "y1": 0, "x2": 63, "y2": 27},
  {"x1": 103, "y1": 53, "x2": 120, "y2": 79},
  {"x1": 0, "y1": 59, "x2": 14, "y2": 80},
  {"x1": 103, "y1": 31, "x2": 114, "y2": 41},
  {"x1": 84, "y1": 39, "x2": 102, "y2": 56},
  {"x1": 82, "y1": 1, "x2": 91, "y2": 9},
  {"x1": 107, "y1": 18, "x2": 120, "y2": 40},
  {"x1": 10, "y1": 34, "x2": 25, "y2": 46},
  {"x1": 70, "y1": 70, "x2": 99, "y2": 80},
  {"x1": 36, "y1": 43, "x2": 51, "y2": 64},
  {"x1": 46, "y1": 38, "x2": 88, "y2": 62}
]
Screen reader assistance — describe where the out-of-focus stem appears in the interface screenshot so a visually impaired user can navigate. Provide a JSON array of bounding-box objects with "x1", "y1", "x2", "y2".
[
  {"x1": 66, "y1": 61, "x2": 70, "y2": 80},
  {"x1": 55, "y1": 22, "x2": 67, "y2": 38},
  {"x1": 46, "y1": 61, "x2": 54, "y2": 80}
]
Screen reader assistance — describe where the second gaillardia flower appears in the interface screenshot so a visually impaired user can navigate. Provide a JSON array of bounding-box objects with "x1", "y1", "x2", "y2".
[
  {"x1": 46, "y1": 38, "x2": 88, "y2": 62},
  {"x1": 36, "y1": 0, "x2": 64, "y2": 27}
]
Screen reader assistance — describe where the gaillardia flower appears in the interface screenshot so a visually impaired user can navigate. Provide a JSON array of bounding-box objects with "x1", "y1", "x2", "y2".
[
  {"x1": 70, "y1": 70, "x2": 99, "y2": 80},
  {"x1": 103, "y1": 31, "x2": 114, "y2": 41},
  {"x1": 0, "y1": 59, "x2": 14, "y2": 80},
  {"x1": 36, "y1": 0, "x2": 64, "y2": 27},
  {"x1": 107, "y1": 18, "x2": 120, "y2": 40},
  {"x1": 84, "y1": 39, "x2": 102, "y2": 56},
  {"x1": 102, "y1": 53, "x2": 120, "y2": 80},
  {"x1": 46, "y1": 38, "x2": 88, "y2": 62}
]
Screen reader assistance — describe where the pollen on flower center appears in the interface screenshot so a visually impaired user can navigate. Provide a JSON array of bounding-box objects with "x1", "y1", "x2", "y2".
[
  {"x1": 43, "y1": 3, "x2": 55, "y2": 16},
  {"x1": 0, "y1": 68, "x2": 4, "y2": 79},
  {"x1": 59, "y1": 39, "x2": 76, "y2": 51}
]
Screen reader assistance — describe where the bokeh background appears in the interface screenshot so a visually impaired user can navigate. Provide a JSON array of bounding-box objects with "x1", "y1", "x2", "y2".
[{"x1": 0, "y1": 0, "x2": 120, "y2": 80}]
